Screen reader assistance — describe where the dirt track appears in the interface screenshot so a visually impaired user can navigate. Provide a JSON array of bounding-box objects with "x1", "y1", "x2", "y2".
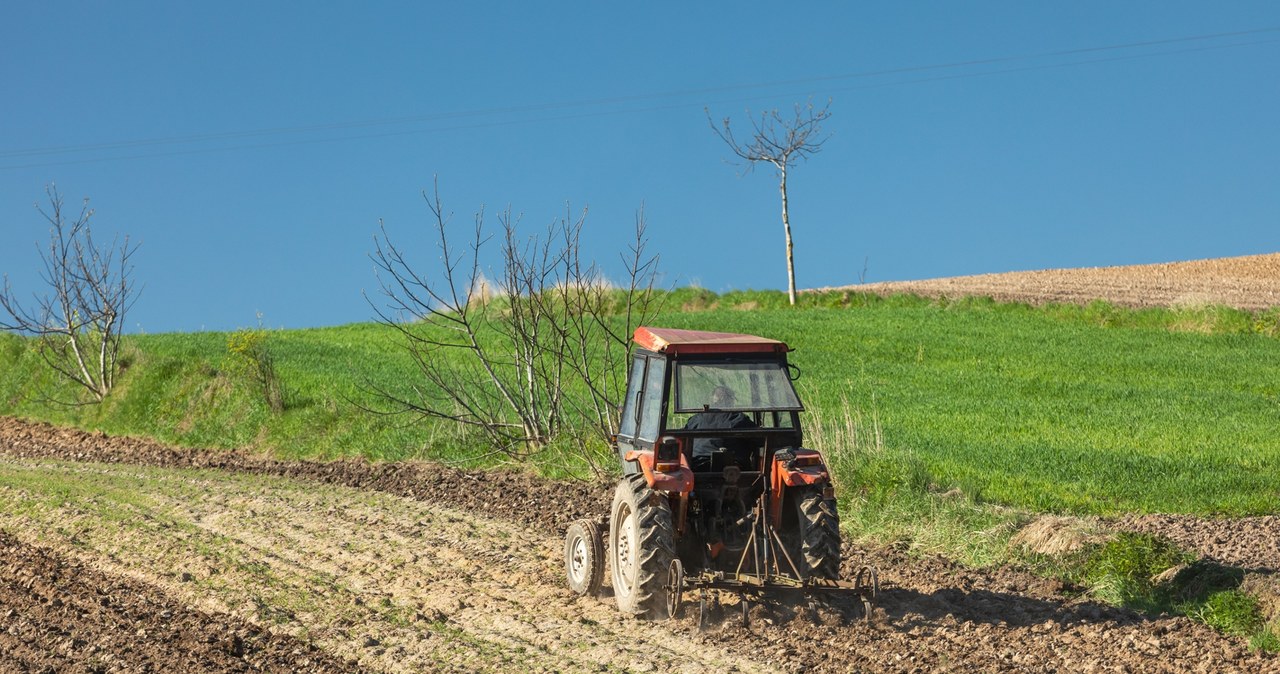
[
  {"x1": 1, "y1": 417, "x2": 1274, "y2": 673},
  {"x1": 824, "y1": 253, "x2": 1280, "y2": 310}
]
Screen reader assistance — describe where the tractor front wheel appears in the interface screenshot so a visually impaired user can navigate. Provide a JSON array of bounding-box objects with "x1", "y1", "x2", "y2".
[
  {"x1": 608, "y1": 475, "x2": 675, "y2": 619},
  {"x1": 564, "y1": 519, "x2": 604, "y2": 596}
]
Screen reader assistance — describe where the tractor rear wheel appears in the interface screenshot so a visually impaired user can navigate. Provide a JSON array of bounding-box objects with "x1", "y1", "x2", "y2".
[
  {"x1": 564, "y1": 519, "x2": 604, "y2": 596},
  {"x1": 608, "y1": 474, "x2": 675, "y2": 619},
  {"x1": 795, "y1": 489, "x2": 841, "y2": 580}
]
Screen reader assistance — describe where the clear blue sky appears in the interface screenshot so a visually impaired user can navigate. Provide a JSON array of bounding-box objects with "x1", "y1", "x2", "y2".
[{"x1": 2, "y1": 2, "x2": 1277, "y2": 333}]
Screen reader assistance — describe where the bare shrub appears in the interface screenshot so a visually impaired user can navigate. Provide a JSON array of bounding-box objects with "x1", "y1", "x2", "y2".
[
  {"x1": 0, "y1": 186, "x2": 139, "y2": 404},
  {"x1": 366, "y1": 180, "x2": 661, "y2": 465}
]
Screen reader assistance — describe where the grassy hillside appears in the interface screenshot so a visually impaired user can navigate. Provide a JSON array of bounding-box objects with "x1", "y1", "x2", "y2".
[{"x1": 2, "y1": 290, "x2": 1278, "y2": 519}]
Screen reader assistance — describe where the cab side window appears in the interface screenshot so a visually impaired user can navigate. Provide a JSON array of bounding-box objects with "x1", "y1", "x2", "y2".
[
  {"x1": 618, "y1": 357, "x2": 645, "y2": 439},
  {"x1": 637, "y1": 357, "x2": 666, "y2": 442}
]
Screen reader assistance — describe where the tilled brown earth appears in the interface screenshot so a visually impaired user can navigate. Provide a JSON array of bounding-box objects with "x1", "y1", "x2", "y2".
[
  {"x1": 0, "y1": 530, "x2": 359, "y2": 674},
  {"x1": 824, "y1": 252, "x2": 1280, "y2": 310},
  {"x1": 1117, "y1": 514, "x2": 1280, "y2": 574},
  {"x1": 0, "y1": 416, "x2": 1276, "y2": 673}
]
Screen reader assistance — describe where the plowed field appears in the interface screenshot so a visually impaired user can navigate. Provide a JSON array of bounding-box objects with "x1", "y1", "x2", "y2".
[
  {"x1": 828, "y1": 253, "x2": 1280, "y2": 310},
  {"x1": 1, "y1": 417, "x2": 1274, "y2": 673}
]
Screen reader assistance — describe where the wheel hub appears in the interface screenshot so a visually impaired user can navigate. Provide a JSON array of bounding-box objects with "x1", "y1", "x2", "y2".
[
  {"x1": 617, "y1": 508, "x2": 637, "y2": 591},
  {"x1": 569, "y1": 536, "x2": 589, "y2": 583}
]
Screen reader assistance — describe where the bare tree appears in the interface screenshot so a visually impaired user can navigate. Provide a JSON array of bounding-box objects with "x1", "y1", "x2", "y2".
[
  {"x1": 366, "y1": 180, "x2": 660, "y2": 466},
  {"x1": 708, "y1": 100, "x2": 832, "y2": 305},
  {"x1": 0, "y1": 185, "x2": 139, "y2": 403}
]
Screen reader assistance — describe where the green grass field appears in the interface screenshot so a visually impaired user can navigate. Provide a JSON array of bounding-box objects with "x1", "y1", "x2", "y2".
[{"x1": 2, "y1": 289, "x2": 1277, "y2": 519}]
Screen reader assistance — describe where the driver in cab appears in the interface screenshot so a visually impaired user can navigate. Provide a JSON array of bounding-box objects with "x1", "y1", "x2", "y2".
[{"x1": 685, "y1": 385, "x2": 757, "y2": 471}]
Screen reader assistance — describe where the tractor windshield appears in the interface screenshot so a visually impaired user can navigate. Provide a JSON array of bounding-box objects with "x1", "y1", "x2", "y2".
[{"x1": 673, "y1": 359, "x2": 802, "y2": 413}]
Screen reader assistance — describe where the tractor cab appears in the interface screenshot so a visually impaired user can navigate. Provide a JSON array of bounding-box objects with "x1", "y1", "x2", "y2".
[
  {"x1": 616, "y1": 326, "x2": 804, "y2": 481},
  {"x1": 563, "y1": 326, "x2": 875, "y2": 624}
]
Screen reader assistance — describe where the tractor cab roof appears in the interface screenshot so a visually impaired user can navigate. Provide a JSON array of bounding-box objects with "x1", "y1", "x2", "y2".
[{"x1": 633, "y1": 326, "x2": 790, "y2": 356}]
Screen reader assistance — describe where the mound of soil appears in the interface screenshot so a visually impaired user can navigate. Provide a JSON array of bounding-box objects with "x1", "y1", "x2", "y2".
[
  {"x1": 0, "y1": 530, "x2": 360, "y2": 674},
  {"x1": 826, "y1": 253, "x2": 1280, "y2": 310}
]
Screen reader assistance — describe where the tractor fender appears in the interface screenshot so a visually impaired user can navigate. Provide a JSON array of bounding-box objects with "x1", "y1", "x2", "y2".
[
  {"x1": 774, "y1": 448, "x2": 830, "y2": 487},
  {"x1": 624, "y1": 449, "x2": 694, "y2": 494},
  {"x1": 769, "y1": 448, "x2": 831, "y2": 527}
]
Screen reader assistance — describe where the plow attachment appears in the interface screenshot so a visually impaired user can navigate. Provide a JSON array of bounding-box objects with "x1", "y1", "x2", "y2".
[{"x1": 669, "y1": 563, "x2": 880, "y2": 628}]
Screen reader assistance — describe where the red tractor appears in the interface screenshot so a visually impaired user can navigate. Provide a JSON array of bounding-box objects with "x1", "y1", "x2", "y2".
[{"x1": 564, "y1": 327, "x2": 875, "y2": 623}]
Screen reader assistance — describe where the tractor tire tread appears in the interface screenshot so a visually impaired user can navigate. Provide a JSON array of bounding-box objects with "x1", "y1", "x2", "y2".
[
  {"x1": 612, "y1": 475, "x2": 676, "y2": 619},
  {"x1": 798, "y1": 492, "x2": 841, "y2": 580}
]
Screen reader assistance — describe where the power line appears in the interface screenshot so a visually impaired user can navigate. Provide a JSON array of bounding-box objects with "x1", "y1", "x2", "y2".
[
  {"x1": 825, "y1": 37, "x2": 1280, "y2": 94},
  {"x1": 1, "y1": 27, "x2": 1276, "y2": 170}
]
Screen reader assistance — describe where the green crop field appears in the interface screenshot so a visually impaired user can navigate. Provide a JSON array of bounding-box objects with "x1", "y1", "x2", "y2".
[
  {"x1": 2, "y1": 290, "x2": 1278, "y2": 521},
  {"x1": 658, "y1": 296, "x2": 1280, "y2": 516}
]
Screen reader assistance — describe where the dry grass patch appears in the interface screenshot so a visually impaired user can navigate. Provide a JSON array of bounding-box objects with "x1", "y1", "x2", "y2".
[{"x1": 1009, "y1": 515, "x2": 1108, "y2": 557}]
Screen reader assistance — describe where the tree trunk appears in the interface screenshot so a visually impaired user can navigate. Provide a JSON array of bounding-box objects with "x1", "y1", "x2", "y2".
[{"x1": 779, "y1": 166, "x2": 796, "y2": 306}]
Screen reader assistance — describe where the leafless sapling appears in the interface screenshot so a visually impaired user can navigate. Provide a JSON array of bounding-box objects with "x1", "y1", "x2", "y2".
[{"x1": 708, "y1": 100, "x2": 832, "y2": 305}]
